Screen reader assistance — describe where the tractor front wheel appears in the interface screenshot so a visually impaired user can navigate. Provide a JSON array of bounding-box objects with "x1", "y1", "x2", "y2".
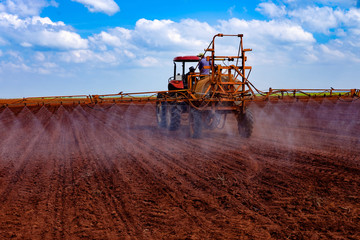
[
  {"x1": 237, "y1": 110, "x2": 254, "y2": 138},
  {"x1": 156, "y1": 101, "x2": 167, "y2": 128},
  {"x1": 167, "y1": 104, "x2": 181, "y2": 131}
]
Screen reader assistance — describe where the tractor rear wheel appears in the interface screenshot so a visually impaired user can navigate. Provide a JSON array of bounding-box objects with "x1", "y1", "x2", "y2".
[
  {"x1": 189, "y1": 108, "x2": 202, "y2": 138},
  {"x1": 237, "y1": 110, "x2": 254, "y2": 138}
]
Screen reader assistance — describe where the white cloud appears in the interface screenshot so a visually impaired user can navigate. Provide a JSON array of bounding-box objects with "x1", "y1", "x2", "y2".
[
  {"x1": 123, "y1": 50, "x2": 136, "y2": 58},
  {"x1": 1, "y1": 62, "x2": 31, "y2": 71},
  {"x1": 0, "y1": 36, "x2": 7, "y2": 45},
  {"x1": 37, "y1": 62, "x2": 58, "y2": 74},
  {"x1": 98, "y1": 32, "x2": 122, "y2": 47},
  {"x1": 133, "y1": 18, "x2": 215, "y2": 51},
  {"x1": 90, "y1": 27, "x2": 133, "y2": 49},
  {"x1": 0, "y1": 13, "x2": 88, "y2": 50},
  {"x1": 256, "y1": 2, "x2": 287, "y2": 18},
  {"x1": 20, "y1": 42, "x2": 32, "y2": 47},
  {"x1": 319, "y1": 44, "x2": 345, "y2": 58},
  {"x1": 0, "y1": 13, "x2": 65, "y2": 29},
  {"x1": 59, "y1": 49, "x2": 118, "y2": 64},
  {"x1": 0, "y1": 50, "x2": 31, "y2": 72},
  {"x1": 72, "y1": 0, "x2": 120, "y2": 15},
  {"x1": 83, "y1": 17, "x2": 317, "y2": 70},
  {"x1": 281, "y1": 0, "x2": 355, "y2": 8},
  {"x1": 0, "y1": 12, "x2": 28, "y2": 28},
  {"x1": 138, "y1": 56, "x2": 159, "y2": 67},
  {"x1": 256, "y1": 2, "x2": 360, "y2": 34},
  {"x1": 34, "y1": 30, "x2": 88, "y2": 49},
  {"x1": 30, "y1": 16, "x2": 65, "y2": 26},
  {"x1": 288, "y1": 6, "x2": 342, "y2": 34},
  {"x1": 0, "y1": 0, "x2": 57, "y2": 17},
  {"x1": 60, "y1": 50, "x2": 96, "y2": 63},
  {"x1": 341, "y1": 8, "x2": 360, "y2": 27},
  {"x1": 88, "y1": 18, "x2": 215, "y2": 67},
  {"x1": 219, "y1": 18, "x2": 314, "y2": 43},
  {"x1": 34, "y1": 52, "x2": 45, "y2": 61},
  {"x1": 228, "y1": 6, "x2": 236, "y2": 16}
]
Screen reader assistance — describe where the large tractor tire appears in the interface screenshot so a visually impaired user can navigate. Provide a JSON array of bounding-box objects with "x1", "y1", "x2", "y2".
[
  {"x1": 156, "y1": 101, "x2": 167, "y2": 128},
  {"x1": 189, "y1": 108, "x2": 202, "y2": 138},
  {"x1": 156, "y1": 102, "x2": 181, "y2": 130},
  {"x1": 237, "y1": 109, "x2": 254, "y2": 138},
  {"x1": 167, "y1": 104, "x2": 181, "y2": 131}
]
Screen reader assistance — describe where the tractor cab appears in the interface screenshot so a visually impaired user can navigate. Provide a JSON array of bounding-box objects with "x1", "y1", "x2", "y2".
[{"x1": 168, "y1": 56, "x2": 200, "y2": 91}]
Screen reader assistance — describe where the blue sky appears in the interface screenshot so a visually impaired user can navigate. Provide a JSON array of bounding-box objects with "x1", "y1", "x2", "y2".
[{"x1": 0, "y1": 0, "x2": 359, "y2": 97}]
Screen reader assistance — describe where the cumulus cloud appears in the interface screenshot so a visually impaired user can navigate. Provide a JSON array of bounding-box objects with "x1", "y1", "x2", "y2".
[
  {"x1": 0, "y1": 50, "x2": 31, "y2": 72},
  {"x1": 0, "y1": 13, "x2": 88, "y2": 50},
  {"x1": 319, "y1": 43, "x2": 345, "y2": 58},
  {"x1": 59, "y1": 49, "x2": 120, "y2": 65},
  {"x1": 83, "y1": 13, "x2": 360, "y2": 68},
  {"x1": 84, "y1": 17, "x2": 316, "y2": 68},
  {"x1": 89, "y1": 27, "x2": 134, "y2": 50},
  {"x1": 257, "y1": 2, "x2": 360, "y2": 35},
  {"x1": 86, "y1": 18, "x2": 216, "y2": 67},
  {"x1": 133, "y1": 18, "x2": 215, "y2": 51},
  {"x1": 256, "y1": 2, "x2": 287, "y2": 18},
  {"x1": 218, "y1": 18, "x2": 314, "y2": 43},
  {"x1": 32, "y1": 30, "x2": 88, "y2": 49},
  {"x1": 138, "y1": 56, "x2": 159, "y2": 67},
  {"x1": 252, "y1": 2, "x2": 360, "y2": 64},
  {"x1": 0, "y1": 13, "x2": 65, "y2": 29},
  {"x1": 341, "y1": 8, "x2": 360, "y2": 26},
  {"x1": 287, "y1": 6, "x2": 360, "y2": 37},
  {"x1": 0, "y1": 0, "x2": 57, "y2": 17},
  {"x1": 288, "y1": 6, "x2": 342, "y2": 34},
  {"x1": 60, "y1": 50, "x2": 95, "y2": 63},
  {"x1": 281, "y1": 0, "x2": 355, "y2": 8},
  {"x1": 72, "y1": 0, "x2": 120, "y2": 15}
]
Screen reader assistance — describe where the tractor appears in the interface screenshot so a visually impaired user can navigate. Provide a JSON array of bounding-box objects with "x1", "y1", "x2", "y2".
[{"x1": 156, "y1": 34, "x2": 254, "y2": 138}]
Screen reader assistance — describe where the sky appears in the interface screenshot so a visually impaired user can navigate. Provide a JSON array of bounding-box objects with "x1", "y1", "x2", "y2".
[{"x1": 0, "y1": 0, "x2": 359, "y2": 98}]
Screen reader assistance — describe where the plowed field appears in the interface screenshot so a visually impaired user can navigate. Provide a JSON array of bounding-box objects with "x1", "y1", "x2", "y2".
[{"x1": 0, "y1": 100, "x2": 359, "y2": 239}]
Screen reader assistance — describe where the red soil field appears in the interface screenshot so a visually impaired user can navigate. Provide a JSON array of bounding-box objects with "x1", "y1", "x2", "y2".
[{"x1": 0, "y1": 100, "x2": 359, "y2": 239}]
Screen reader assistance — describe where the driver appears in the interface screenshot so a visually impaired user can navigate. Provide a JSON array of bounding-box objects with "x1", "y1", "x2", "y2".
[{"x1": 184, "y1": 66, "x2": 195, "y2": 89}]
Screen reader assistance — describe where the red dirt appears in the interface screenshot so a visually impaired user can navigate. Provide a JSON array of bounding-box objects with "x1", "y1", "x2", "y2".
[{"x1": 0, "y1": 100, "x2": 359, "y2": 239}]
